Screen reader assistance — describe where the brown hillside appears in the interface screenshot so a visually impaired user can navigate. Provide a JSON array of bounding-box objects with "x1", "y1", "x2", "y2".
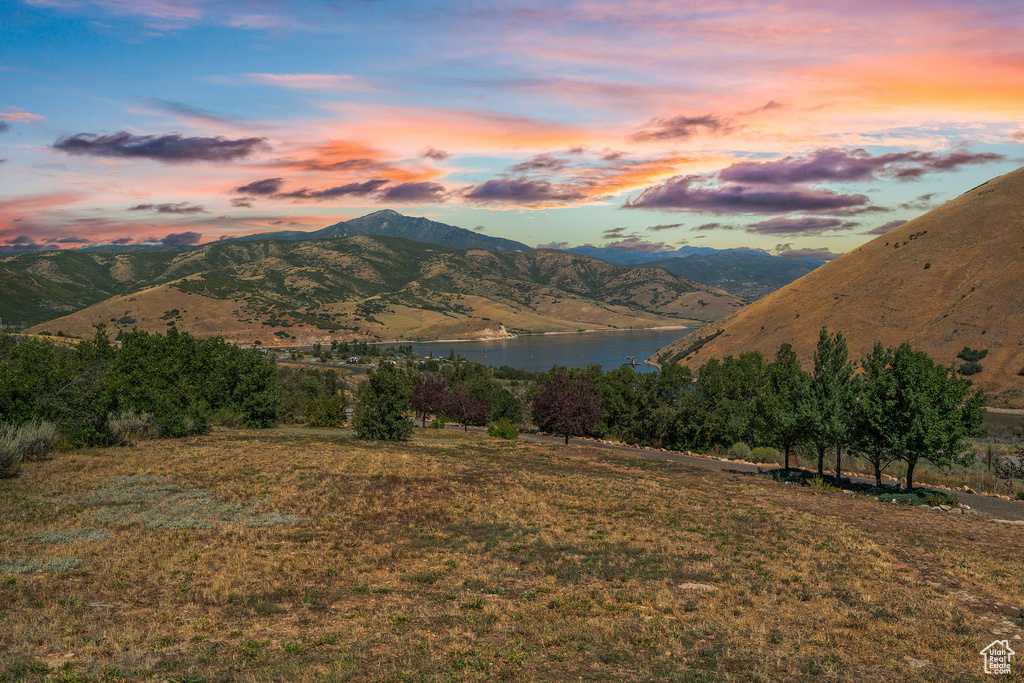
[{"x1": 651, "y1": 167, "x2": 1024, "y2": 407}]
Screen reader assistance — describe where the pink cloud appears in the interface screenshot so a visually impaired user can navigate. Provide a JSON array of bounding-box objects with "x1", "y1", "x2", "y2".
[
  {"x1": 243, "y1": 73, "x2": 372, "y2": 91},
  {"x1": 1, "y1": 108, "x2": 45, "y2": 123}
]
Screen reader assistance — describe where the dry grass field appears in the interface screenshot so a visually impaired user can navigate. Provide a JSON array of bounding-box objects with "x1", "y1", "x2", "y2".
[{"x1": 2, "y1": 428, "x2": 1022, "y2": 682}]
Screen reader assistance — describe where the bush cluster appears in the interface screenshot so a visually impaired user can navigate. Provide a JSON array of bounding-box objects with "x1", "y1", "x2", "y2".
[
  {"x1": 727, "y1": 442, "x2": 751, "y2": 460},
  {"x1": 106, "y1": 410, "x2": 161, "y2": 445},
  {"x1": 487, "y1": 419, "x2": 519, "y2": 440},
  {"x1": 0, "y1": 326, "x2": 283, "y2": 458},
  {"x1": 306, "y1": 395, "x2": 348, "y2": 428},
  {"x1": 957, "y1": 347, "x2": 988, "y2": 363},
  {"x1": 958, "y1": 361, "x2": 982, "y2": 376},
  {"x1": 0, "y1": 421, "x2": 59, "y2": 478}
]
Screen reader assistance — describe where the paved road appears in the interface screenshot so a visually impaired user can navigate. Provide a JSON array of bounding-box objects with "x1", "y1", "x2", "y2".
[{"x1": 441, "y1": 424, "x2": 1024, "y2": 522}]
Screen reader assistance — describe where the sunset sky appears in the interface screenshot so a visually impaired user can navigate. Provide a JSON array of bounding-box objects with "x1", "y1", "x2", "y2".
[{"x1": 2, "y1": 0, "x2": 1023, "y2": 259}]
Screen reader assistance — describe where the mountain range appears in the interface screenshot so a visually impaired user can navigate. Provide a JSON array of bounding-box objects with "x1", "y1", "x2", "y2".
[
  {"x1": 14, "y1": 236, "x2": 744, "y2": 344},
  {"x1": 651, "y1": 167, "x2": 1024, "y2": 408},
  {"x1": 53, "y1": 210, "x2": 821, "y2": 301}
]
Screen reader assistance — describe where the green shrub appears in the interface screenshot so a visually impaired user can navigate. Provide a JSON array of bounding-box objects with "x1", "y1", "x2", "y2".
[
  {"x1": 305, "y1": 395, "x2": 348, "y2": 428},
  {"x1": 0, "y1": 424, "x2": 23, "y2": 478},
  {"x1": 923, "y1": 262, "x2": 931, "y2": 269},
  {"x1": 958, "y1": 361, "x2": 982, "y2": 376},
  {"x1": 0, "y1": 421, "x2": 60, "y2": 475},
  {"x1": 727, "y1": 442, "x2": 751, "y2": 460},
  {"x1": 17, "y1": 421, "x2": 60, "y2": 461},
  {"x1": 487, "y1": 419, "x2": 519, "y2": 440},
  {"x1": 209, "y1": 407, "x2": 245, "y2": 428},
  {"x1": 924, "y1": 491, "x2": 960, "y2": 507},
  {"x1": 428, "y1": 417, "x2": 447, "y2": 429},
  {"x1": 807, "y1": 475, "x2": 840, "y2": 492},
  {"x1": 878, "y1": 493, "x2": 916, "y2": 505},
  {"x1": 748, "y1": 446, "x2": 782, "y2": 464},
  {"x1": 106, "y1": 410, "x2": 161, "y2": 445},
  {"x1": 956, "y1": 347, "x2": 988, "y2": 363}
]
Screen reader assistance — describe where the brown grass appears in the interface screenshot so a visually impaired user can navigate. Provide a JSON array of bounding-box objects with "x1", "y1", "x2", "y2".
[{"x1": 1, "y1": 428, "x2": 1022, "y2": 681}]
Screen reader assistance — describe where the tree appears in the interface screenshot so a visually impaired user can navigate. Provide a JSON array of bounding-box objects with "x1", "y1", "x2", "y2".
[
  {"x1": 353, "y1": 363, "x2": 414, "y2": 441},
  {"x1": 107, "y1": 328, "x2": 282, "y2": 436},
  {"x1": 752, "y1": 343, "x2": 810, "y2": 470},
  {"x1": 803, "y1": 328, "x2": 857, "y2": 481},
  {"x1": 411, "y1": 372, "x2": 448, "y2": 427},
  {"x1": 443, "y1": 381, "x2": 489, "y2": 431},
  {"x1": 531, "y1": 369, "x2": 601, "y2": 444},
  {"x1": 671, "y1": 352, "x2": 767, "y2": 451},
  {"x1": 852, "y1": 343, "x2": 898, "y2": 487},
  {"x1": 860, "y1": 342, "x2": 985, "y2": 490}
]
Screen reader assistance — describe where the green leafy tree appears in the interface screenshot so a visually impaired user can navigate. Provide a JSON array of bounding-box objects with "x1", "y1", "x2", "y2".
[
  {"x1": 752, "y1": 343, "x2": 810, "y2": 470},
  {"x1": 588, "y1": 364, "x2": 644, "y2": 441},
  {"x1": 860, "y1": 342, "x2": 986, "y2": 490},
  {"x1": 0, "y1": 327, "x2": 115, "y2": 445},
  {"x1": 531, "y1": 368, "x2": 601, "y2": 444},
  {"x1": 852, "y1": 343, "x2": 901, "y2": 487},
  {"x1": 671, "y1": 352, "x2": 767, "y2": 451},
  {"x1": 353, "y1": 363, "x2": 413, "y2": 441},
  {"x1": 107, "y1": 328, "x2": 282, "y2": 436},
  {"x1": 803, "y1": 328, "x2": 857, "y2": 481}
]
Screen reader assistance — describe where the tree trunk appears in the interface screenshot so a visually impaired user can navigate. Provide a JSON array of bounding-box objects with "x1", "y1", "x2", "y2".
[
  {"x1": 835, "y1": 444, "x2": 842, "y2": 485},
  {"x1": 464, "y1": 423, "x2": 468, "y2": 432},
  {"x1": 564, "y1": 434, "x2": 569, "y2": 445},
  {"x1": 784, "y1": 445, "x2": 790, "y2": 471},
  {"x1": 816, "y1": 443, "x2": 825, "y2": 476},
  {"x1": 905, "y1": 460, "x2": 916, "y2": 491},
  {"x1": 874, "y1": 460, "x2": 882, "y2": 488}
]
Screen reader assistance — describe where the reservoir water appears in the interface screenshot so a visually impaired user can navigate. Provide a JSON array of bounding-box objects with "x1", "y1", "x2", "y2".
[{"x1": 382, "y1": 328, "x2": 694, "y2": 373}]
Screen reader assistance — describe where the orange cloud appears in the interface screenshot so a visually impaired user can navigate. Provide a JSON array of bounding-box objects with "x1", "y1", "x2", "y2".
[
  {"x1": 798, "y1": 52, "x2": 1024, "y2": 119},
  {"x1": 319, "y1": 103, "x2": 588, "y2": 152}
]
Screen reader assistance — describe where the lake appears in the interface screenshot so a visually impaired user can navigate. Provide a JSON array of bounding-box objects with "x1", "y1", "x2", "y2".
[{"x1": 381, "y1": 328, "x2": 693, "y2": 373}]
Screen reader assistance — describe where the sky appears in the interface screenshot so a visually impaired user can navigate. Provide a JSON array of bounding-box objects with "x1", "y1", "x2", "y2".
[{"x1": 1, "y1": 0, "x2": 1023, "y2": 260}]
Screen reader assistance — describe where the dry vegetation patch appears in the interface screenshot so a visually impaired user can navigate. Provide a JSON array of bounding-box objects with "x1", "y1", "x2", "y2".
[{"x1": 1, "y1": 429, "x2": 1022, "y2": 681}]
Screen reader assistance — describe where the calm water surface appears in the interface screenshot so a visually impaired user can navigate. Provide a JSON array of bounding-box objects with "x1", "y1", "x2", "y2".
[{"x1": 382, "y1": 328, "x2": 694, "y2": 373}]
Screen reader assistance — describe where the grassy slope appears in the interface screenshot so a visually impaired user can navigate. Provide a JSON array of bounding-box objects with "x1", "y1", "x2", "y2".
[
  {"x1": 22, "y1": 237, "x2": 743, "y2": 343},
  {"x1": 2, "y1": 429, "x2": 1021, "y2": 682},
  {"x1": 651, "y1": 167, "x2": 1024, "y2": 407}
]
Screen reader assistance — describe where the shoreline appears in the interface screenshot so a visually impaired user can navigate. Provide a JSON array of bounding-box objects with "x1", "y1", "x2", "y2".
[{"x1": 375, "y1": 325, "x2": 695, "y2": 345}]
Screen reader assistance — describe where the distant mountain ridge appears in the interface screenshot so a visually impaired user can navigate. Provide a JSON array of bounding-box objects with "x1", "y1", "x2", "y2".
[
  {"x1": 566, "y1": 245, "x2": 722, "y2": 263},
  {"x1": 635, "y1": 251, "x2": 822, "y2": 300},
  {"x1": 224, "y1": 209, "x2": 532, "y2": 253},
  {"x1": 566, "y1": 245, "x2": 824, "y2": 299}
]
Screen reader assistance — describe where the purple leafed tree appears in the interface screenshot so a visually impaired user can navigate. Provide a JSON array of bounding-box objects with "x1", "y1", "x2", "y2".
[
  {"x1": 411, "y1": 372, "x2": 448, "y2": 427},
  {"x1": 444, "y1": 382, "x2": 489, "y2": 431},
  {"x1": 531, "y1": 370, "x2": 602, "y2": 444}
]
